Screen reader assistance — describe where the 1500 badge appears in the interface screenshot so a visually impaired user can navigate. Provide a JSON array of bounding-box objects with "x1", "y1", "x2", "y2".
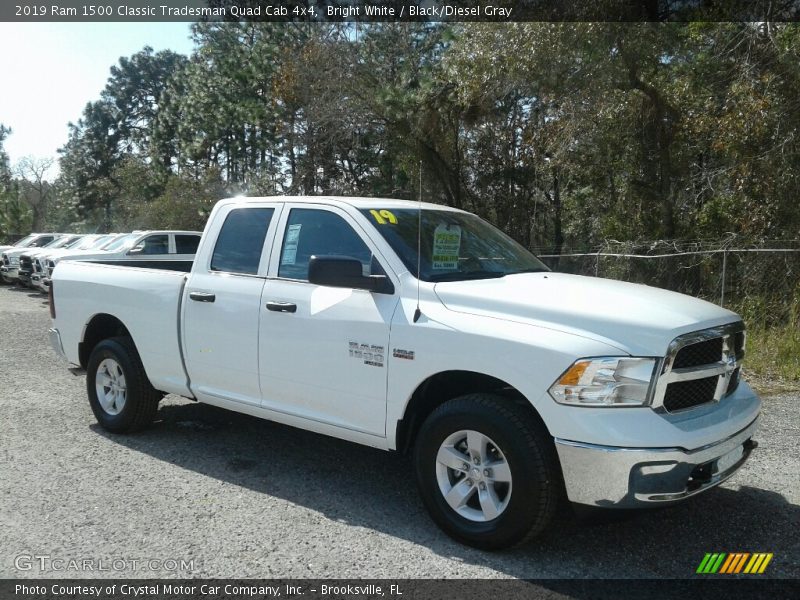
[{"x1": 349, "y1": 342, "x2": 385, "y2": 367}]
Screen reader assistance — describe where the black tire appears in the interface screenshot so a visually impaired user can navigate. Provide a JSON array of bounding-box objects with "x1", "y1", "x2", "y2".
[
  {"x1": 414, "y1": 393, "x2": 561, "y2": 550},
  {"x1": 86, "y1": 336, "x2": 161, "y2": 433}
]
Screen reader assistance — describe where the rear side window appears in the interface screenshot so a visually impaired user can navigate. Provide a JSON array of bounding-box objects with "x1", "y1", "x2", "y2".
[
  {"x1": 211, "y1": 208, "x2": 274, "y2": 274},
  {"x1": 175, "y1": 234, "x2": 201, "y2": 254}
]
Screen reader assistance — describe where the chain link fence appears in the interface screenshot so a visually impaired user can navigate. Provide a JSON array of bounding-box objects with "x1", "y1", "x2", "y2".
[{"x1": 537, "y1": 240, "x2": 800, "y2": 326}]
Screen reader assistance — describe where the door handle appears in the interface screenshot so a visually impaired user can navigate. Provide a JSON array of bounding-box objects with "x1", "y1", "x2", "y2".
[
  {"x1": 189, "y1": 291, "x2": 216, "y2": 303},
  {"x1": 266, "y1": 301, "x2": 297, "y2": 313}
]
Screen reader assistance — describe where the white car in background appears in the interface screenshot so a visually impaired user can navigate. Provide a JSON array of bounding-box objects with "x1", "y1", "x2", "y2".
[
  {"x1": 19, "y1": 235, "x2": 86, "y2": 287},
  {"x1": 32, "y1": 234, "x2": 123, "y2": 292},
  {"x1": 0, "y1": 233, "x2": 45, "y2": 254},
  {"x1": 1, "y1": 233, "x2": 61, "y2": 283},
  {"x1": 49, "y1": 230, "x2": 202, "y2": 275}
]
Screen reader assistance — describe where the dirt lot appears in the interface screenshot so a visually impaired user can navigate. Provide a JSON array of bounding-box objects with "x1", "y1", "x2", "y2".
[{"x1": 0, "y1": 284, "x2": 798, "y2": 579}]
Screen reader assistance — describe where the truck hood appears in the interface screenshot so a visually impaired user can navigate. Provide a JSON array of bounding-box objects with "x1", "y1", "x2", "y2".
[
  {"x1": 433, "y1": 272, "x2": 740, "y2": 356},
  {"x1": 3, "y1": 248, "x2": 28, "y2": 259},
  {"x1": 18, "y1": 247, "x2": 51, "y2": 258}
]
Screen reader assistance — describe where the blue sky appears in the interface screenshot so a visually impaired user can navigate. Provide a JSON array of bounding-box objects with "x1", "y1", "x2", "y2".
[{"x1": 0, "y1": 22, "x2": 195, "y2": 177}]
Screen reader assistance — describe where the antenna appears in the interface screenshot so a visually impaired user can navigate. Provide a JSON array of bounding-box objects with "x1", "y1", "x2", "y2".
[{"x1": 413, "y1": 160, "x2": 423, "y2": 323}]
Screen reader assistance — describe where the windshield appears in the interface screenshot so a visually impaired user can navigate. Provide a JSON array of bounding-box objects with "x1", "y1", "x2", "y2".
[
  {"x1": 45, "y1": 236, "x2": 80, "y2": 249},
  {"x1": 62, "y1": 235, "x2": 88, "y2": 249},
  {"x1": 360, "y1": 208, "x2": 548, "y2": 282},
  {"x1": 78, "y1": 235, "x2": 110, "y2": 250},
  {"x1": 102, "y1": 233, "x2": 139, "y2": 252},
  {"x1": 13, "y1": 235, "x2": 36, "y2": 247}
]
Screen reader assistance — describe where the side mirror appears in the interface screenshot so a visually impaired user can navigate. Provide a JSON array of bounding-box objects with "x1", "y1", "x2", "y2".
[
  {"x1": 308, "y1": 256, "x2": 394, "y2": 294},
  {"x1": 127, "y1": 244, "x2": 144, "y2": 255}
]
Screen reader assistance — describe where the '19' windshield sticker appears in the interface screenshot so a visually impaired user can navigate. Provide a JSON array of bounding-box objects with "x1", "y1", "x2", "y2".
[
  {"x1": 432, "y1": 223, "x2": 461, "y2": 270},
  {"x1": 349, "y1": 341, "x2": 385, "y2": 367},
  {"x1": 369, "y1": 209, "x2": 398, "y2": 224},
  {"x1": 281, "y1": 223, "x2": 302, "y2": 265}
]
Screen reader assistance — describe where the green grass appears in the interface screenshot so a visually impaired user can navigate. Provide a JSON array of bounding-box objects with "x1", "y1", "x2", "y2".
[
  {"x1": 743, "y1": 326, "x2": 800, "y2": 393},
  {"x1": 727, "y1": 295, "x2": 800, "y2": 394}
]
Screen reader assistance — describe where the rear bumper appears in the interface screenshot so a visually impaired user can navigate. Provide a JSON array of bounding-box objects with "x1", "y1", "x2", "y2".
[
  {"x1": 555, "y1": 417, "x2": 758, "y2": 508},
  {"x1": 49, "y1": 328, "x2": 67, "y2": 362}
]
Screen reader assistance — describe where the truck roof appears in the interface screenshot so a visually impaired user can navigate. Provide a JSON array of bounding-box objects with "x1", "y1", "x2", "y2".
[{"x1": 219, "y1": 195, "x2": 464, "y2": 213}]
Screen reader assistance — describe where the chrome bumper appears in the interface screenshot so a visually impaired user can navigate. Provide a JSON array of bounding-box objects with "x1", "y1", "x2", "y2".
[
  {"x1": 31, "y1": 274, "x2": 48, "y2": 291},
  {"x1": 555, "y1": 417, "x2": 758, "y2": 508},
  {"x1": 1, "y1": 265, "x2": 18, "y2": 279},
  {"x1": 49, "y1": 328, "x2": 67, "y2": 361}
]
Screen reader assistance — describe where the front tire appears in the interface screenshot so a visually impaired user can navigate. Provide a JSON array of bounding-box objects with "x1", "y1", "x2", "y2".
[
  {"x1": 86, "y1": 336, "x2": 160, "y2": 433},
  {"x1": 414, "y1": 394, "x2": 561, "y2": 550}
]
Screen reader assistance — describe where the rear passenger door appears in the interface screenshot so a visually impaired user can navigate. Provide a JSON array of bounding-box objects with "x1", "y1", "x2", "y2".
[{"x1": 183, "y1": 204, "x2": 280, "y2": 407}]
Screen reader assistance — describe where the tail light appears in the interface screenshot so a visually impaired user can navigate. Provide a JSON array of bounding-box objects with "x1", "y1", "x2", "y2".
[{"x1": 49, "y1": 282, "x2": 55, "y2": 319}]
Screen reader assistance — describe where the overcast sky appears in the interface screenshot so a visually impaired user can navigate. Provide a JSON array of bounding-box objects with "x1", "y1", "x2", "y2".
[{"x1": 0, "y1": 22, "x2": 195, "y2": 178}]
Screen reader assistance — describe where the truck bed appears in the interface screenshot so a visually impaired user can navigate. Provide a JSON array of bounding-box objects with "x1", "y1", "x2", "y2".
[
  {"x1": 87, "y1": 258, "x2": 194, "y2": 272},
  {"x1": 52, "y1": 260, "x2": 192, "y2": 397}
]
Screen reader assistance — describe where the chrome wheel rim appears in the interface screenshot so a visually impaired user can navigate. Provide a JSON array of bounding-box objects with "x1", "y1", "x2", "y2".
[
  {"x1": 435, "y1": 429, "x2": 512, "y2": 522},
  {"x1": 95, "y1": 358, "x2": 127, "y2": 415}
]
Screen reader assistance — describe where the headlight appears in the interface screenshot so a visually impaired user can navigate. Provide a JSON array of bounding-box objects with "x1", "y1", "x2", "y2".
[{"x1": 549, "y1": 357, "x2": 658, "y2": 407}]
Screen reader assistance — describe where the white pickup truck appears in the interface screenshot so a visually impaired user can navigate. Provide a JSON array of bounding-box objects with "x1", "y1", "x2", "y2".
[{"x1": 49, "y1": 196, "x2": 760, "y2": 549}]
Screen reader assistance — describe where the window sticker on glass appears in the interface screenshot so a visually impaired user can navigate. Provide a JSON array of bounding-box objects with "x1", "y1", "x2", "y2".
[
  {"x1": 369, "y1": 209, "x2": 398, "y2": 224},
  {"x1": 432, "y1": 223, "x2": 462, "y2": 270},
  {"x1": 281, "y1": 223, "x2": 302, "y2": 265}
]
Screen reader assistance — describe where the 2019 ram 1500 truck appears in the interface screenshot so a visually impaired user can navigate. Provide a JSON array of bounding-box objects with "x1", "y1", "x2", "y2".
[{"x1": 49, "y1": 196, "x2": 760, "y2": 549}]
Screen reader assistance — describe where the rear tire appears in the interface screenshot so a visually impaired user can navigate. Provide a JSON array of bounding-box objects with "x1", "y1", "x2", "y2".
[
  {"x1": 414, "y1": 393, "x2": 561, "y2": 550},
  {"x1": 86, "y1": 336, "x2": 160, "y2": 433}
]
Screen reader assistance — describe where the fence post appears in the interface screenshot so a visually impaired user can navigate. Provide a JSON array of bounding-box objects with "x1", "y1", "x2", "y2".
[{"x1": 720, "y1": 250, "x2": 728, "y2": 307}]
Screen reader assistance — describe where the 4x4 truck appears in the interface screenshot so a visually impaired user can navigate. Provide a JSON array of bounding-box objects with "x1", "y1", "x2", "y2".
[{"x1": 49, "y1": 196, "x2": 759, "y2": 549}]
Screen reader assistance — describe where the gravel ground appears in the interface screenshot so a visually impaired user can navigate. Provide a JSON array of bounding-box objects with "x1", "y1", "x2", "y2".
[{"x1": 0, "y1": 283, "x2": 798, "y2": 580}]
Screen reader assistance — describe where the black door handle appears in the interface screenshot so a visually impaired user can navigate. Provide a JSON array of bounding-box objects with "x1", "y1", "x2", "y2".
[
  {"x1": 266, "y1": 301, "x2": 297, "y2": 313},
  {"x1": 189, "y1": 291, "x2": 216, "y2": 303}
]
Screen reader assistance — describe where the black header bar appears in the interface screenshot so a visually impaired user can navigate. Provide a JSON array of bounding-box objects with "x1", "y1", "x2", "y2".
[{"x1": 3, "y1": 1, "x2": 800, "y2": 23}]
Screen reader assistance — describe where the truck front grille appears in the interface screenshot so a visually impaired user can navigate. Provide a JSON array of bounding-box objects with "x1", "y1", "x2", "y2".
[
  {"x1": 673, "y1": 338, "x2": 723, "y2": 368},
  {"x1": 726, "y1": 367, "x2": 741, "y2": 395},
  {"x1": 653, "y1": 322, "x2": 745, "y2": 413},
  {"x1": 663, "y1": 376, "x2": 718, "y2": 412}
]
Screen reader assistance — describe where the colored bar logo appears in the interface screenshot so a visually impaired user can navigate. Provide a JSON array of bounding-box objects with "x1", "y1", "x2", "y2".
[{"x1": 696, "y1": 552, "x2": 773, "y2": 574}]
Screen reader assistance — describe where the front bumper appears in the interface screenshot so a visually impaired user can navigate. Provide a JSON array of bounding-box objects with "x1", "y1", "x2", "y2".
[
  {"x1": 31, "y1": 274, "x2": 48, "y2": 291},
  {"x1": 1, "y1": 265, "x2": 19, "y2": 281},
  {"x1": 555, "y1": 417, "x2": 758, "y2": 508}
]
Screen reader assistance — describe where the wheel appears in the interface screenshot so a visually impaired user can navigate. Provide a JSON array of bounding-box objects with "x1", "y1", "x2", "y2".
[
  {"x1": 86, "y1": 336, "x2": 161, "y2": 433},
  {"x1": 414, "y1": 393, "x2": 561, "y2": 550}
]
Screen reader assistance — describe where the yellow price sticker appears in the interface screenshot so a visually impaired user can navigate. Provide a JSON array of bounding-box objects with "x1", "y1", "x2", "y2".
[{"x1": 370, "y1": 209, "x2": 398, "y2": 224}]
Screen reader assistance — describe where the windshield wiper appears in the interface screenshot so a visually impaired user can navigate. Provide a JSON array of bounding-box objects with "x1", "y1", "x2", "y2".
[
  {"x1": 506, "y1": 267, "x2": 550, "y2": 275},
  {"x1": 429, "y1": 271, "x2": 506, "y2": 282}
]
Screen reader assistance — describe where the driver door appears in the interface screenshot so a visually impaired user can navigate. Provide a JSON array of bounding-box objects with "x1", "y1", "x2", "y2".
[{"x1": 258, "y1": 204, "x2": 398, "y2": 436}]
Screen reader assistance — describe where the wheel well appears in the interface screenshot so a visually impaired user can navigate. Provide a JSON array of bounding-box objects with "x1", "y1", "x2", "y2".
[
  {"x1": 396, "y1": 370, "x2": 541, "y2": 454},
  {"x1": 79, "y1": 314, "x2": 131, "y2": 368}
]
